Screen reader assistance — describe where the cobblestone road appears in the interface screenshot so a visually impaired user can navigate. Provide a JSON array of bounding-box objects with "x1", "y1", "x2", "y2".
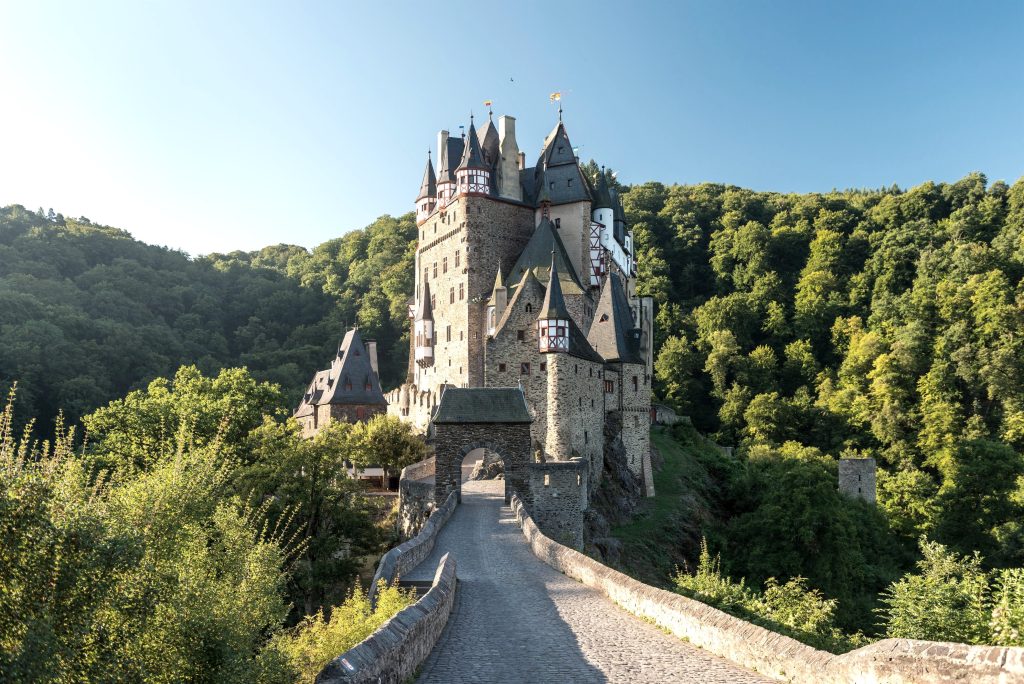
[{"x1": 406, "y1": 480, "x2": 769, "y2": 683}]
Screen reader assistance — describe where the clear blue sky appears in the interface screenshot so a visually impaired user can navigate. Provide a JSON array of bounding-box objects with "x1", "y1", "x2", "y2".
[{"x1": 1, "y1": 1, "x2": 1022, "y2": 255}]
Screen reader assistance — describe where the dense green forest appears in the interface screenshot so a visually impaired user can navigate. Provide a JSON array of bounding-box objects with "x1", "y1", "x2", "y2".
[
  {"x1": 623, "y1": 173, "x2": 1024, "y2": 641},
  {"x1": 3, "y1": 172, "x2": 1024, "y2": 665},
  {"x1": 0, "y1": 205, "x2": 415, "y2": 432}
]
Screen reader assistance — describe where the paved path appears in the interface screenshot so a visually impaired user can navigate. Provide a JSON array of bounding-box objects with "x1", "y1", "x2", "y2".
[{"x1": 406, "y1": 480, "x2": 769, "y2": 683}]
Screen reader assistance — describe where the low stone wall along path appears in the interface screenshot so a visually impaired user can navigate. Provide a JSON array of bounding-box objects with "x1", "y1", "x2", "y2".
[{"x1": 405, "y1": 480, "x2": 769, "y2": 683}]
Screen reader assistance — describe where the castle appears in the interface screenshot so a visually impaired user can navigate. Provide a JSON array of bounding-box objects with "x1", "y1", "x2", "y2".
[{"x1": 385, "y1": 109, "x2": 656, "y2": 497}]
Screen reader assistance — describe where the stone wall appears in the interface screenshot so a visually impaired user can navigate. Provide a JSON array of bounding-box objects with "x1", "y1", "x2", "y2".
[
  {"x1": 432, "y1": 421, "x2": 532, "y2": 505},
  {"x1": 509, "y1": 494, "x2": 1024, "y2": 684},
  {"x1": 527, "y1": 459, "x2": 587, "y2": 549},
  {"x1": 369, "y1": 490, "x2": 456, "y2": 605},
  {"x1": 839, "y1": 457, "x2": 876, "y2": 504},
  {"x1": 397, "y1": 457, "x2": 436, "y2": 539},
  {"x1": 316, "y1": 553, "x2": 457, "y2": 684},
  {"x1": 544, "y1": 352, "x2": 605, "y2": 492}
]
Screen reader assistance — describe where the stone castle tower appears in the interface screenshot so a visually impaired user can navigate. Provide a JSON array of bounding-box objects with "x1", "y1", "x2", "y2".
[{"x1": 387, "y1": 110, "x2": 655, "y2": 495}]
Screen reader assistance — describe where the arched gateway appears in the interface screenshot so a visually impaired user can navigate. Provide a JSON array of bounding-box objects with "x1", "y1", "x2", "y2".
[{"x1": 431, "y1": 387, "x2": 533, "y2": 505}]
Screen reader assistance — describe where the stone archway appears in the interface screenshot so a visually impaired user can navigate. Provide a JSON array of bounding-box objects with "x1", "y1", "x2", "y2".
[{"x1": 430, "y1": 388, "x2": 533, "y2": 505}]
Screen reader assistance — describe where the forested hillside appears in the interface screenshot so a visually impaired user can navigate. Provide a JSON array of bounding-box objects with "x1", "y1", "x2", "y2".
[
  {"x1": 0, "y1": 205, "x2": 416, "y2": 431},
  {"x1": 620, "y1": 174, "x2": 1024, "y2": 639}
]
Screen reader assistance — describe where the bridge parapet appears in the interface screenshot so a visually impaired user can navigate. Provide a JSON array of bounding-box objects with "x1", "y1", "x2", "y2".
[
  {"x1": 509, "y1": 494, "x2": 1024, "y2": 684},
  {"x1": 317, "y1": 553, "x2": 457, "y2": 684},
  {"x1": 369, "y1": 490, "x2": 456, "y2": 607}
]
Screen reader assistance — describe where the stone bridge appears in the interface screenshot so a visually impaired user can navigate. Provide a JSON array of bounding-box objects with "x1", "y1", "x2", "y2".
[{"x1": 405, "y1": 479, "x2": 766, "y2": 683}]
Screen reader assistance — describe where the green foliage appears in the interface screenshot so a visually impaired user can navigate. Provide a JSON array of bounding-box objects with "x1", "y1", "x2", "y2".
[
  {"x1": 0, "y1": 387, "x2": 291, "y2": 683},
  {"x1": 879, "y1": 539, "x2": 999, "y2": 645},
  {"x1": 0, "y1": 205, "x2": 416, "y2": 435},
  {"x1": 673, "y1": 538, "x2": 863, "y2": 653},
  {"x1": 346, "y1": 413, "x2": 428, "y2": 474},
  {"x1": 265, "y1": 583, "x2": 415, "y2": 684}
]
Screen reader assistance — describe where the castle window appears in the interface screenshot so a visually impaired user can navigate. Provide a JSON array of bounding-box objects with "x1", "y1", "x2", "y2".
[
  {"x1": 544, "y1": 474, "x2": 550, "y2": 487},
  {"x1": 600, "y1": 314, "x2": 609, "y2": 322},
  {"x1": 433, "y1": 262, "x2": 438, "y2": 278},
  {"x1": 577, "y1": 473, "x2": 582, "y2": 486},
  {"x1": 431, "y1": 295, "x2": 436, "y2": 309},
  {"x1": 443, "y1": 257, "x2": 448, "y2": 273},
  {"x1": 521, "y1": 362, "x2": 530, "y2": 375},
  {"x1": 460, "y1": 331, "x2": 464, "y2": 341},
  {"x1": 525, "y1": 303, "x2": 532, "y2": 313},
  {"x1": 554, "y1": 218, "x2": 560, "y2": 228},
  {"x1": 584, "y1": 431, "x2": 588, "y2": 444},
  {"x1": 499, "y1": 363, "x2": 506, "y2": 372},
  {"x1": 605, "y1": 380, "x2": 614, "y2": 393},
  {"x1": 591, "y1": 398, "x2": 594, "y2": 408},
  {"x1": 345, "y1": 379, "x2": 352, "y2": 391},
  {"x1": 424, "y1": 267, "x2": 429, "y2": 282},
  {"x1": 633, "y1": 376, "x2": 638, "y2": 392},
  {"x1": 517, "y1": 330, "x2": 525, "y2": 341},
  {"x1": 449, "y1": 288, "x2": 455, "y2": 304},
  {"x1": 549, "y1": 181, "x2": 554, "y2": 190},
  {"x1": 590, "y1": 368, "x2": 593, "y2": 377},
  {"x1": 356, "y1": 407, "x2": 366, "y2": 421},
  {"x1": 455, "y1": 250, "x2": 460, "y2": 267},
  {"x1": 540, "y1": 362, "x2": 546, "y2": 372},
  {"x1": 567, "y1": 179, "x2": 573, "y2": 187},
  {"x1": 446, "y1": 325, "x2": 451, "y2": 342},
  {"x1": 578, "y1": 397, "x2": 582, "y2": 408},
  {"x1": 459, "y1": 283, "x2": 464, "y2": 300}
]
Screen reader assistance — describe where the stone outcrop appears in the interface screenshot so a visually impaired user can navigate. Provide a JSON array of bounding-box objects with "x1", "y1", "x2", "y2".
[
  {"x1": 316, "y1": 553, "x2": 457, "y2": 684},
  {"x1": 510, "y1": 493, "x2": 1024, "y2": 684},
  {"x1": 585, "y1": 409, "x2": 644, "y2": 560}
]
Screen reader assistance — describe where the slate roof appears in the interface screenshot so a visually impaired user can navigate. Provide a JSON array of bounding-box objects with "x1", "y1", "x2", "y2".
[
  {"x1": 610, "y1": 188, "x2": 626, "y2": 245},
  {"x1": 506, "y1": 217, "x2": 586, "y2": 296},
  {"x1": 457, "y1": 120, "x2": 488, "y2": 171},
  {"x1": 432, "y1": 387, "x2": 533, "y2": 423},
  {"x1": 416, "y1": 280, "x2": 433, "y2": 321},
  {"x1": 417, "y1": 154, "x2": 436, "y2": 200},
  {"x1": 530, "y1": 121, "x2": 591, "y2": 206},
  {"x1": 478, "y1": 117, "x2": 499, "y2": 168},
  {"x1": 539, "y1": 252, "x2": 571, "y2": 320},
  {"x1": 587, "y1": 274, "x2": 643, "y2": 364},
  {"x1": 437, "y1": 136, "x2": 464, "y2": 183},
  {"x1": 295, "y1": 329, "x2": 387, "y2": 416},
  {"x1": 593, "y1": 170, "x2": 613, "y2": 210}
]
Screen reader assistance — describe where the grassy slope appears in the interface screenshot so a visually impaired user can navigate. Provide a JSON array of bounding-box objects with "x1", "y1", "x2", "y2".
[{"x1": 610, "y1": 424, "x2": 734, "y2": 587}]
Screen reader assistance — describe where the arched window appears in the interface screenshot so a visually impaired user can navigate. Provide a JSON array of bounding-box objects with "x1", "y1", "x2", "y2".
[{"x1": 525, "y1": 303, "x2": 532, "y2": 313}]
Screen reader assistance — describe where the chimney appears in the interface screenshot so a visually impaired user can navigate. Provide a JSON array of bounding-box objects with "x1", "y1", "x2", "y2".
[
  {"x1": 365, "y1": 339, "x2": 379, "y2": 378},
  {"x1": 437, "y1": 130, "x2": 449, "y2": 174},
  {"x1": 497, "y1": 115, "x2": 523, "y2": 201},
  {"x1": 518, "y1": 152, "x2": 525, "y2": 170}
]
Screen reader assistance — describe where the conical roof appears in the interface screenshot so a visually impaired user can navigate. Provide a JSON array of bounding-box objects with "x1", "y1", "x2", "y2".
[
  {"x1": 417, "y1": 153, "x2": 436, "y2": 201},
  {"x1": 487, "y1": 261, "x2": 505, "y2": 304},
  {"x1": 416, "y1": 280, "x2": 433, "y2": 321},
  {"x1": 457, "y1": 119, "x2": 488, "y2": 171},
  {"x1": 593, "y1": 169, "x2": 613, "y2": 210},
  {"x1": 539, "y1": 252, "x2": 571, "y2": 321},
  {"x1": 317, "y1": 329, "x2": 387, "y2": 407},
  {"x1": 587, "y1": 274, "x2": 643, "y2": 364}
]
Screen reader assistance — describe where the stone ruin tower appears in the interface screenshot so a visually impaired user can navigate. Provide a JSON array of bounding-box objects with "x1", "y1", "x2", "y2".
[{"x1": 386, "y1": 108, "x2": 656, "y2": 501}]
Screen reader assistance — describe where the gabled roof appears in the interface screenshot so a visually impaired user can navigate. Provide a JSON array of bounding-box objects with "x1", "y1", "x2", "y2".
[
  {"x1": 487, "y1": 261, "x2": 505, "y2": 304},
  {"x1": 539, "y1": 252, "x2": 570, "y2": 320},
  {"x1": 457, "y1": 120, "x2": 488, "y2": 171},
  {"x1": 432, "y1": 387, "x2": 532, "y2": 424},
  {"x1": 587, "y1": 274, "x2": 643, "y2": 364},
  {"x1": 417, "y1": 154, "x2": 436, "y2": 201},
  {"x1": 416, "y1": 280, "x2": 433, "y2": 321},
  {"x1": 295, "y1": 329, "x2": 388, "y2": 415},
  {"x1": 540, "y1": 121, "x2": 577, "y2": 167},
  {"x1": 494, "y1": 268, "x2": 545, "y2": 336},
  {"x1": 506, "y1": 217, "x2": 586, "y2": 295}
]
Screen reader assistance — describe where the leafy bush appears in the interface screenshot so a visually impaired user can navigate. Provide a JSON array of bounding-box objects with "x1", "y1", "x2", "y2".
[
  {"x1": 673, "y1": 537, "x2": 864, "y2": 652},
  {"x1": 879, "y1": 538, "x2": 1024, "y2": 645},
  {"x1": 265, "y1": 583, "x2": 415, "y2": 683}
]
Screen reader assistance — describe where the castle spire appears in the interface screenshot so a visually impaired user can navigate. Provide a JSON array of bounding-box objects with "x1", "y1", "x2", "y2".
[
  {"x1": 593, "y1": 166, "x2": 612, "y2": 210},
  {"x1": 538, "y1": 252, "x2": 570, "y2": 353},
  {"x1": 416, "y1": 150, "x2": 436, "y2": 201}
]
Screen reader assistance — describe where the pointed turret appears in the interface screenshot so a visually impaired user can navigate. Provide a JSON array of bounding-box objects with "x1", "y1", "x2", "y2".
[
  {"x1": 414, "y1": 281, "x2": 434, "y2": 366},
  {"x1": 537, "y1": 253, "x2": 570, "y2": 353},
  {"x1": 593, "y1": 168, "x2": 613, "y2": 210},
  {"x1": 416, "y1": 152, "x2": 437, "y2": 224},
  {"x1": 478, "y1": 116, "x2": 500, "y2": 168},
  {"x1": 455, "y1": 117, "x2": 491, "y2": 195}
]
